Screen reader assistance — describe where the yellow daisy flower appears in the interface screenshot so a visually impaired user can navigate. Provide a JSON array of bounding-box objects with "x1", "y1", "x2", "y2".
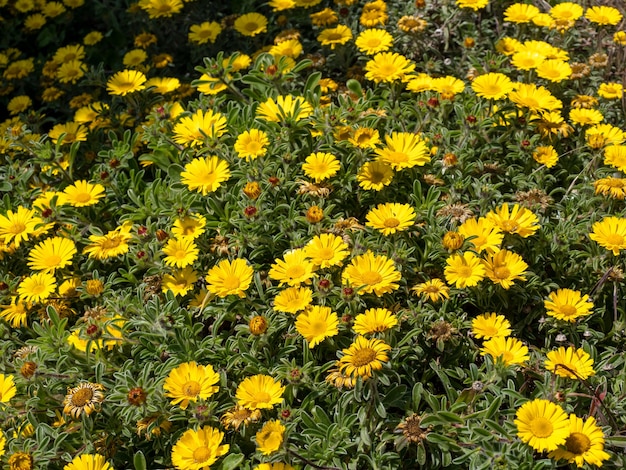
[
  {"x1": 180, "y1": 156, "x2": 231, "y2": 195},
  {"x1": 365, "y1": 202, "x2": 416, "y2": 236},
  {"x1": 63, "y1": 454, "x2": 112, "y2": 470},
  {"x1": 256, "y1": 420, "x2": 285, "y2": 455},
  {"x1": 444, "y1": 251, "x2": 486, "y2": 288},
  {"x1": 234, "y1": 12, "x2": 268, "y2": 36},
  {"x1": 17, "y1": 272, "x2": 56, "y2": 303},
  {"x1": 364, "y1": 52, "x2": 415, "y2": 83},
  {"x1": 317, "y1": 24, "x2": 353, "y2": 49},
  {"x1": 234, "y1": 129, "x2": 269, "y2": 160},
  {"x1": 548, "y1": 415, "x2": 610, "y2": 467},
  {"x1": 544, "y1": 288, "x2": 593, "y2": 322},
  {"x1": 589, "y1": 216, "x2": 626, "y2": 255},
  {"x1": 236, "y1": 374, "x2": 285, "y2": 410},
  {"x1": 0, "y1": 374, "x2": 17, "y2": 403},
  {"x1": 342, "y1": 251, "x2": 401, "y2": 296},
  {"x1": 163, "y1": 362, "x2": 220, "y2": 410},
  {"x1": 411, "y1": 278, "x2": 450, "y2": 302},
  {"x1": 173, "y1": 109, "x2": 227, "y2": 146},
  {"x1": 162, "y1": 238, "x2": 198, "y2": 268},
  {"x1": 302, "y1": 152, "x2": 340, "y2": 182},
  {"x1": 338, "y1": 335, "x2": 391, "y2": 379},
  {"x1": 545, "y1": 346, "x2": 595, "y2": 380},
  {"x1": 273, "y1": 286, "x2": 313, "y2": 314},
  {"x1": 375, "y1": 132, "x2": 430, "y2": 170},
  {"x1": 27, "y1": 236, "x2": 76, "y2": 273},
  {"x1": 303, "y1": 233, "x2": 349, "y2": 269},
  {"x1": 295, "y1": 305, "x2": 339, "y2": 348},
  {"x1": 206, "y1": 258, "x2": 254, "y2": 298},
  {"x1": 161, "y1": 267, "x2": 199, "y2": 296},
  {"x1": 515, "y1": 399, "x2": 570, "y2": 452},
  {"x1": 269, "y1": 249, "x2": 316, "y2": 287},
  {"x1": 480, "y1": 336, "x2": 529, "y2": 366},
  {"x1": 357, "y1": 161, "x2": 394, "y2": 190},
  {"x1": 63, "y1": 382, "x2": 105, "y2": 419},
  {"x1": 471, "y1": 312, "x2": 511, "y2": 339},
  {"x1": 62, "y1": 180, "x2": 105, "y2": 207},
  {"x1": 83, "y1": 221, "x2": 133, "y2": 260},
  {"x1": 353, "y1": 308, "x2": 398, "y2": 334},
  {"x1": 171, "y1": 426, "x2": 229, "y2": 470},
  {"x1": 106, "y1": 69, "x2": 147, "y2": 96},
  {"x1": 256, "y1": 95, "x2": 313, "y2": 123}
]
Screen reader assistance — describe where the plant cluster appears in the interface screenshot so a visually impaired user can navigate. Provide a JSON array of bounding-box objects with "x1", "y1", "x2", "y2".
[{"x1": 1, "y1": 0, "x2": 626, "y2": 469}]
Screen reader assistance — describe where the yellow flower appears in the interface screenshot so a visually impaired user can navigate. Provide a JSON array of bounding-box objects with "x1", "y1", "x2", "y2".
[
  {"x1": 545, "y1": 346, "x2": 595, "y2": 380},
  {"x1": 458, "y1": 217, "x2": 503, "y2": 254},
  {"x1": 220, "y1": 405, "x2": 261, "y2": 430},
  {"x1": 83, "y1": 222, "x2": 133, "y2": 260},
  {"x1": 342, "y1": 251, "x2": 401, "y2": 296},
  {"x1": 548, "y1": 415, "x2": 610, "y2": 467},
  {"x1": 56, "y1": 60, "x2": 86, "y2": 84},
  {"x1": 595, "y1": 177, "x2": 626, "y2": 199},
  {"x1": 63, "y1": 454, "x2": 112, "y2": 470},
  {"x1": 411, "y1": 278, "x2": 450, "y2": 302},
  {"x1": 536, "y1": 59, "x2": 572, "y2": 83},
  {"x1": 544, "y1": 288, "x2": 593, "y2": 322},
  {"x1": 357, "y1": 161, "x2": 394, "y2": 190},
  {"x1": 295, "y1": 305, "x2": 339, "y2": 348},
  {"x1": 273, "y1": 286, "x2": 313, "y2": 314},
  {"x1": 234, "y1": 12, "x2": 268, "y2": 36},
  {"x1": 456, "y1": 0, "x2": 489, "y2": 11},
  {"x1": 161, "y1": 267, "x2": 198, "y2": 296},
  {"x1": 145, "y1": 77, "x2": 180, "y2": 94},
  {"x1": 303, "y1": 233, "x2": 349, "y2": 269},
  {"x1": 508, "y1": 83, "x2": 562, "y2": 113},
  {"x1": 171, "y1": 426, "x2": 229, "y2": 470},
  {"x1": 106, "y1": 69, "x2": 147, "y2": 96},
  {"x1": 533, "y1": 145, "x2": 559, "y2": 168},
  {"x1": 17, "y1": 272, "x2": 56, "y2": 303},
  {"x1": 364, "y1": 52, "x2": 415, "y2": 83},
  {"x1": 366, "y1": 202, "x2": 416, "y2": 236},
  {"x1": 444, "y1": 252, "x2": 486, "y2": 288},
  {"x1": 27, "y1": 236, "x2": 76, "y2": 273},
  {"x1": 569, "y1": 108, "x2": 603, "y2": 126},
  {"x1": 486, "y1": 203, "x2": 539, "y2": 238},
  {"x1": 0, "y1": 298, "x2": 29, "y2": 328},
  {"x1": 375, "y1": 132, "x2": 429, "y2": 170},
  {"x1": 49, "y1": 121, "x2": 88, "y2": 144},
  {"x1": 256, "y1": 95, "x2": 313, "y2": 123},
  {"x1": 481, "y1": 336, "x2": 529, "y2": 366},
  {"x1": 63, "y1": 382, "x2": 105, "y2": 419},
  {"x1": 163, "y1": 362, "x2": 220, "y2": 410},
  {"x1": 585, "y1": 6, "x2": 622, "y2": 26},
  {"x1": 431, "y1": 76, "x2": 466, "y2": 98},
  {"x1": 338, "y1": 335, "x2": 391, "y2": 379},
  {"x1": 355, "y1": 29, "x2": 393, "y2": 55},
  {"x1": 180, "y1": 156, "x2": 231, "y2": 195},
  {"x1": 206, "y1": 258, "x2": 254, "y2": 298},
  {"x1": 471, "y1": 73, "x2": 514, "y2": 100},
  {"x1": 504, "y1": 3, "x2": 540, "y2": 23},
  {"x1": 162, "y1": 238, "x2": 198, "y2": 268},
  {"x1": 349, "y1": 127, "x2": 380, "y2": 149},
  {"x1": 173, "y1": 109, "x2": 227, "y2": 146},
  {"x1": 234, "y1": 129, "x2": 269, "y2": 160},
  {"x1": 236, "y1": 374, "x2": 285, "y2": 410},
  {"x1": 471, "y1": 312, "x2": 511, "y2": 339},
  {"x1": 302, "y1": 152, "x2": 340, "y2": 182},
  {"x1": 138, "y1": 0, "x2": 184, "y2": 19},
  {"x1": 482, "y1": 249, "x2": 528, "y2": 289},
  {"x1": 317, "y1": 24, "x2": 353, "y2": 49},
  {"x1": 269, "y1": 249, "x2": 316, "y2": 287},
  {"x1": 171, "y1": 214, "x2": 206, "y2": 240},
  {"x1": 589, "y1": 216, "x2": 626, "y2": 255},
  {"x1": 0, "y1": 206, "x2": 45, "y2": 248},
  {"x1": 188, "y1": 21, "x2": 222, "y2": 44},
  {"x1": 353, "y1": 308, "x2": 398, "y2": 334},
  {"x1": 256, "y1": 420, "x2": 285, "y2": 455},
  {"x1": 598, "y1": 82, "x2": 623, "y2": 100},
  {"x1": 515, "y1": 399, "x2": 570, "y2": 452},
  {"x1": 0, "y1": 374, "x2": 17, "y2": 403}
]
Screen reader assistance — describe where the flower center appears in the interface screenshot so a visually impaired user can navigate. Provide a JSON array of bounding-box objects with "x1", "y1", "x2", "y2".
[
  {"x1": 606, "y1": 233, "x2": 624, "y2": 246},
  {"x1": 369, "y1": 170, "x2": 385, "y2": 183},
  {"x1": 316, "y1": 247, "x2": 334, "y2": 260},
  {"x1": 558, "y1": 305, "x2": 578, "y2": 317},
  {"x1": 529, "y1": 417, "x2": 554, "y2": 438},
  {"x1": 8, "y1": 222, "x2": 26, "y2": 234},
  {"x1": 384, "y1": 217, "x2": 400, "y2": 228},
  {"x1": 565, "y1": 432, "x2": 591, "y2": 455},
  {"x1": 73, "y1": 192, "x2": 92, "y2": 203},
  {"x1": 361, "y1": 271, "x2": 382, "y2": 285},
  {"x1": 101, "y1": 236, "x2": 122, "y2": 250},
  {"x1": 327, "y1": 32, "x2": 343, "y2": 41},
  {"x1": 255, "y1": 391, "x2": 271, "y2": 403},
  {"x1": 175, "y1": 249, "x2": 187, "y2": 259},
  {"x1": 457, "y1": 266, "x2": 474, "y2": 279},
  {"x1": 501, "y1": 220, "x2": 519, "y2": 232},
  {"x1": 30, "y1": 282, "x2": 46, "y2": 295},
  {"x1": 493, "y1": 266, "x2": 511, "y2": 280},
  {"x1": 500, "y1": 350, "x2": 514, "y2": 363},
  {"x1": 71, "y1": 387, "x2": 94, "y2": 406},
  {"x1": 350, "y1": 347, "x2": 377, "y2": 367},
  {"x1": 46, "y1": 255, "x2": 62, "y2": 267},
  {"x1": 183, "y1": 380, "x2": 201, "y2": 396},
  {"x1": 192, "y1": 446, "x2": 212, "y2": 463},
  {"x1": 245, "y1": 22, "x2": 259, "y2": 32},
  {"x1": 286, "y1": 265, "x2": 305, "y2": 280},
  {"x1": 386, "y1": 151, "x2": 408, "y2": 163},
  {"x1": 222, "y1": 275, "x2": 241, "y2": 290},
  {"x1": 310, "y1": 320, "x2": 328, "y2": 335}
]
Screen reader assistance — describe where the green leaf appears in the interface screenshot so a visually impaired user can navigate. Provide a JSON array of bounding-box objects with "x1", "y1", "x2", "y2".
[
  {"x1": 218, "y1": 453, "x2": 245, "y2": 470},
  {"x1": 133, "y1": 451, "x2": 146, "y2": 470}
]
